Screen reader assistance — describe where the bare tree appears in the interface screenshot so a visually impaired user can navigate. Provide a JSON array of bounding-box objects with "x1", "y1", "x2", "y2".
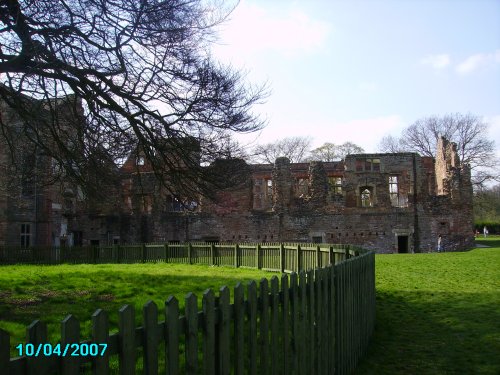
[
  {"x1": 377, "y1": 135, "x2": 406, "y2": 153},
  {"x1": 309, "y1": 141, "x2": 364, "y2": 161},
  {"x1": 393, "y1": 113, "x2": 498, "y2": 186},
  {"x1": 0, "y1": 0, "x2": 267, "y2": 200},
  {"x1": 250, "y1": 136, "x2": 312, "y2": 164}
]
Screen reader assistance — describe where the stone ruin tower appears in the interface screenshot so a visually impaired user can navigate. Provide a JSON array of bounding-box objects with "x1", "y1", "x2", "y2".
[
  {"x1": 434, "y1": 136, "x2": 472, "y2": 201},
  {"x1": 272, "y1": 157, "x2": 293, "y2": 213},
  {"x1": 431, "y1": 136, "x2": 474, "y2": 250}
]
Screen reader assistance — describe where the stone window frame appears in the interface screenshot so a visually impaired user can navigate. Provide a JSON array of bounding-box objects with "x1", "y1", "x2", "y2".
[
  {"x1": 328, "y1": 176, "x2": 343, "y2": 195},
  {"x1": 265, "y1": 178, "x2": 273, "y2": 199},
  {"x1": 361, "y1": 188, "x2": 373, "y2": 207},
  {"x1": 389, "y1": 175, "x2": 399, "y2": 206},
  {"x1": 355, "y1": 158, "x2": 381, "y2": 172},
  {"x1": 20, "y1": 223, "x2": 31, "y2": 248},
  {"x1": 389, "y1": 174, "x2": 409, "y2": 208},
  {"x1": 357, "y1": 184, "x2": 376, "y2": 207}
]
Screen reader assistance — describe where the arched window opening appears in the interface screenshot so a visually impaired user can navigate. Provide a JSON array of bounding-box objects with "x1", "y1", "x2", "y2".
[{"x1": 361, "y1": 187, "x2": 373, "y2": 207}]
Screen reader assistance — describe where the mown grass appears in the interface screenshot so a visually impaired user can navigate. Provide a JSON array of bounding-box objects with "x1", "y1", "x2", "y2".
[
  {"x1": 355, "y1": 236, "x2": 500, "y2": 375},
  {"x1": 0, "y1": 262, "x2": 277, "y2": 356}
]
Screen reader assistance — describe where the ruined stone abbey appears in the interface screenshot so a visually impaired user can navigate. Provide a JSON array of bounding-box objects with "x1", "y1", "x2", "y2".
[
  {"x1": 1, "y1": 99, "x2": 475, "y2": 253},
  {"x1": 152, "y1": 137, "x2": 474, "y2": 253},
  {"x1": 0, "y1": 91, "x2": 475, "y2": 252}
]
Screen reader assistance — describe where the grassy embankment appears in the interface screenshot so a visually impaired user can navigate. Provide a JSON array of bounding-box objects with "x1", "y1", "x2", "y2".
[{"x1": 356, "y1": 236, "x2": 500, "y2": 375}]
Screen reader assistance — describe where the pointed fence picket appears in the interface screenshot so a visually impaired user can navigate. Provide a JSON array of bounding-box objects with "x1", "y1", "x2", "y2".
[{"x1": 1, "y1": 244, "x2": 375, "y2": 375}]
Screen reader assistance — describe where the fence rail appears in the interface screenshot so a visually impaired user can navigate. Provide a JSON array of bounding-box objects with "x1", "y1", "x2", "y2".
[{"x1": 0, "y1": 243, "x2": 375, "y2": 374}]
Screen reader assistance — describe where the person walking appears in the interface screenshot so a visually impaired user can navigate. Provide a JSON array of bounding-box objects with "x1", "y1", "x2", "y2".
[
  {"x1": 437, "y1": 234, "x2": 442, "y2": 252},
  {"x1": 483, "y1": 226, "x2": 489, "y2": 238}
]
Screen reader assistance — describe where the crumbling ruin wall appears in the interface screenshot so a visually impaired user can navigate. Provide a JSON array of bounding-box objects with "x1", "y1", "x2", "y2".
[{"x1": 164, "y1": 146, "x2": 474, "y2": 253}]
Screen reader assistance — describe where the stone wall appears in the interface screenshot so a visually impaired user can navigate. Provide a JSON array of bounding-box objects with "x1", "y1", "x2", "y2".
[{"x1": 133, "y1": 146, "x2": 474, "y2": 253}]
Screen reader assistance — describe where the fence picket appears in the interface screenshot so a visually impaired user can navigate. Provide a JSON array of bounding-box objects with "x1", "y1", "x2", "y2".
[
  {"x1": 234, "y1": 283, "x2": 244, "y2": 375},
  {"x1": 329, "y1": 266, "x2": 336, "y2": 374},
  {"x1": 259, "y1": 278, "x2": 269, "y2": 375},
  {"x1": 26, "y1": 320, "x2": 48, "y2": 375},
  {"x1": 218, "y1": 286, "x2": 230, "y2": 375},
  {"x1": 307, "y1": 269, "x2": 316, "y2": 375},
  {"x1": 202, "y1": 289, "x2": 215, "y2": 375},
  {"x1": 165, "y1": 296, "x2": 179, "y2": 375},
  {"x1": 298, "y1": 271, "x2": 308, "y2": 375},
  {"x1": 289, "y1": 273, "x2": 299, "y2": 375},
  {"x1": 143, "y1": 301, "x2": 159, "y2": 375},
  {"x1": 118, "y1": 305, "x2": 136, "y2": 375},
  {"x1": 247, "y1": 281, "x2": 258, "y2": 375},
  {"x1": 270, "y1": 276, "x2": 280, "y2": 375},
  {"x1": 61, "y1": 315, "x2": 80, "y2": 375},
  {"x1": 91, "y1": 309, "x2": 109, "y2": 375},
  {"x1": 281, "y1": 273, "x2": 290, "y2": 375},
  {"x1": 185, "y1": 293, "x2": 198, "y2": 375}
]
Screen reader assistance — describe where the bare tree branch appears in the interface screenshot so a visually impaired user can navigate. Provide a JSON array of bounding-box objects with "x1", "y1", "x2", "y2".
[
  {"x1": 250, "y1": 136, "x2": 312, "y2": 164},
  {"x1": 0, "y1": 0, "x2": 268, "y2": 200}
]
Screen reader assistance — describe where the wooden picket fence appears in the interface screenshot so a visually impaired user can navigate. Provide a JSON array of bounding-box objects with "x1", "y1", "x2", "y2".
[
  {"x1": 0, "y1": 242, "x2": 359, "y2": 273},
  {"x1": 0, "y1": 243, "x2": 375, "y2": 374}
]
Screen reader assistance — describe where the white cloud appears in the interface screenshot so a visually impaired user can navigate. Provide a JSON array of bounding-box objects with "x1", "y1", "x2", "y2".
[
  {"x1": 420, "y1": 54, "x2": 451, "y2": 69},
  {"x1": 213, "y1": 1, "x2": 330, "y2": 62},
  {"x1": 456, "y1": 50, "x2": 500, "y2": 74}
]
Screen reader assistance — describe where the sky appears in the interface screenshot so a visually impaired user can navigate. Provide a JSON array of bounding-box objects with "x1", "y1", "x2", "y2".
[{"x1": 211, "y1": 0, "x2": 500, "y2": 156}]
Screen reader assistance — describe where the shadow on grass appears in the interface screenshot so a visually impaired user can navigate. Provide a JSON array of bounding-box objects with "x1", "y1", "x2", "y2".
[
  {"x1": 475, "y1": 237, "x2": 500, "y2": 248},
  {"x1": 356, "y1": 290, "x2": 500, "y2": 375},
  {"x1": 0, "y1": 270, "x2": 272, "y2": 352}
]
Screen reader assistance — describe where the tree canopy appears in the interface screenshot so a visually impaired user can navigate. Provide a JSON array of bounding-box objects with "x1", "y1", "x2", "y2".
[
  {"x1": 0, "y1": 0, "x2": 267, "y2": 200},
  {"x1": 250, "y1": 136, "x2": 312, "y2": 164},
  {"x1": 308, "y1": 141, "x2": 364, "y2": 162},
  {"x1": 378, "y1": 113, "x2": 498, "y2": 187}
]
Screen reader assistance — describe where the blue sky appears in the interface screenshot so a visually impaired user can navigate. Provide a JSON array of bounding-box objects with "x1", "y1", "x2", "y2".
[{"x1": 212, "y1": 0, "x2": 500, "y2": 155}]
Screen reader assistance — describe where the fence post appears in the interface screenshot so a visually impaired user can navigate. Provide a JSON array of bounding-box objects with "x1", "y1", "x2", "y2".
[
  {"x1": 112, "y1": 244, "x2": 119, "y2": 264},
  {"x1": 187, "y1": 243, "x2": 192, "y2": 264},
  {"x1": 141, "y1": 244, "x2": 147, "y2": 263},
  {"x1": 280, "y1": 243, "x2": 285, "y2": 273},
  {"x1": 256, "y1": 244, "x2": 261, "y2": 269},
  {"x1": 316, "y1": 245, "x2": 321, "y2": 269},
  {"x1": 234, "y1": 244, "x2": 239, "y2": 268},
  {"x1": 164, "y1": 243, "x2": 169, "y2": 263},
  {"x1": 210, "y1": 243, "x2": 216, "y2": 266},
  {"x1": 329, "y1": 245, "x2": 334, "y2": 266},
  {"x1": 296, "y1": 244, "x2": 301, "y2": 273}
]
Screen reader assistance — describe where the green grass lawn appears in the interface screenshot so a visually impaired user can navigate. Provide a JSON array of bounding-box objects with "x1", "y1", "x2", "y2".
[
  {"x1": 0, "y1": 262, "x2": 277, "y2": 355},
  {"x1": 355, "y1": 236, "x2": 500, "y2": 375},
  {"x1": 2, "y1": 239, "x2": 499, "y2": 374}
]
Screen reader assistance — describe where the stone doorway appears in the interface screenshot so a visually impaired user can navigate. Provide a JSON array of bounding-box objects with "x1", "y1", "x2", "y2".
[{"x1": 397, "y1": 235, "x2": 409, "y2": 253}]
